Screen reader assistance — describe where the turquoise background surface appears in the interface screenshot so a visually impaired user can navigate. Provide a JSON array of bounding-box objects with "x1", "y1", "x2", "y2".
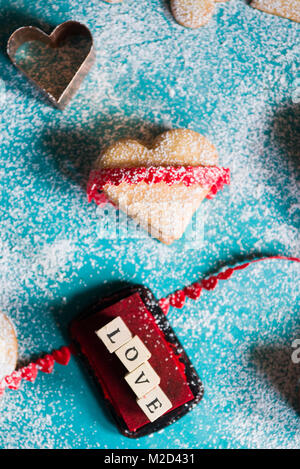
[{"x1": 0, "y1": 0, "x2": 299, "y2": 449}]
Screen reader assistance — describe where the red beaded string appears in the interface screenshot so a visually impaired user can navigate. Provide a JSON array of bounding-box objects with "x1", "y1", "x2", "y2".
[
  {"x1": 158, "y1": 256, "x2": 300, "y2": 315},
  {"x1": 2, "y1": 256, "x2": 299, "y2": 395},
  {"x1": 0, "y1": 345, "x2": 74, "y2": 396}
]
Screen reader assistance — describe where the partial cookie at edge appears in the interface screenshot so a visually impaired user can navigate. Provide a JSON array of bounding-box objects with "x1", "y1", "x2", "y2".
[{"x1": 0, "y1": 313, "x2": 18, "y2": 381}]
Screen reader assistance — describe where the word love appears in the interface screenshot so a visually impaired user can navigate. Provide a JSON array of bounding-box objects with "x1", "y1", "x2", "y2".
[{"x1": 95, "y1": 317, "x2": 172, "y2": 422}]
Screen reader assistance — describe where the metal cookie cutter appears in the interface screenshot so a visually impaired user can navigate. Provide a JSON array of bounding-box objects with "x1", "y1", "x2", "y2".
[{"x1": 7, "y1": 20, "x2": 95, "y2": 109}]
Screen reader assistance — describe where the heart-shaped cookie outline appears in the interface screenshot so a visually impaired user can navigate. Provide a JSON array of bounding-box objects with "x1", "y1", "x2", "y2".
[
  {"x1": 7, "y1": 20, "x2": 95, "y2": 109},
  {"x1": 91, "y1": 129, "x2": 229, "y2": 245}
]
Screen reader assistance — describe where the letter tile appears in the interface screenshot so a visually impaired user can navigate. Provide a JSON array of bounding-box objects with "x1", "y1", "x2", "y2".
[
  {"x1": 125, "y1": 361, "x2": 160, "y2": 398},
  {"x1": 95, "y1": 316, "x2": 132, "y2": 353},
  {"x1": 137, "y1": 386, "x2": 172, "y2": 422},
  {"x1": 115, "y1": 335, "x2": 151, "y2": 372}
]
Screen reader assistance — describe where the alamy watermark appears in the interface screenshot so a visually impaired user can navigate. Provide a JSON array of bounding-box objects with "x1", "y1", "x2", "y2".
[
  {"x1": 95, "y1": 200, "x2": 209, "y2": 249},
  {"x1": 292, "y1": 78, "x2": 300, "y2": 104},
  {"x1": 291, "y1": 339, "x2": 300, "y2": 364}
]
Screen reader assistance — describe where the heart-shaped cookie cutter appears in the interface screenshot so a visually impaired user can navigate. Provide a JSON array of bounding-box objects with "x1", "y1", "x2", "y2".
[{"x1": 7, "y1": 20, "x2": 95, "y2": 109}]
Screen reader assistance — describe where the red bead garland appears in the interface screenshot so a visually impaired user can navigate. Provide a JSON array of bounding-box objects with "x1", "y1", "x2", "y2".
[
  {"x1": 1, "y1": 256, "x2": 299, "y2": 394},
  {"x1": 0, "y1": 345, "x2": 73, "y2": 396},
  {"x1": 158, "y1": 256, "x2": 300, "y2": 315}
]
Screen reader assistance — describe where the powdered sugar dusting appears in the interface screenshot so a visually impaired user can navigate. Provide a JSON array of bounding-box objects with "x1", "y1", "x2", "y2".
[{"x1": 0, "y1": 0, "x2": 299, "y2": 449}]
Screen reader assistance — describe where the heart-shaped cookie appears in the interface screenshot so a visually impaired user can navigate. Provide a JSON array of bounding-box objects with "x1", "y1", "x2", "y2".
[
  {"x1": 7, "y1": 21, "x2": 94, "y2": 109},
  {"x1": 88, "y1": 129, "x2": 230, "y2": 244}
]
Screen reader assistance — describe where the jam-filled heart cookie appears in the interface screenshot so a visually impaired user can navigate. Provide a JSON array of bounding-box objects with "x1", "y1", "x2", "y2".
[
  {"x1": 0, "y1": 313, "x2": 18, "y2": 382},
  {"x1": 88, "y1": 129, "x2": 230, "y2": 245}
]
